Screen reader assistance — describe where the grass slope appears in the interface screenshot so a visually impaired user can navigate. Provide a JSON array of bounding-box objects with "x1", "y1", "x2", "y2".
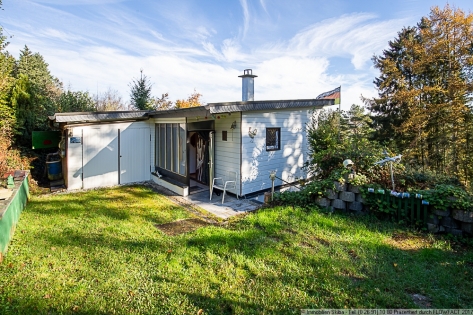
[{"x1": 0, "y1": 185, "x2": 472, "y2": 314}]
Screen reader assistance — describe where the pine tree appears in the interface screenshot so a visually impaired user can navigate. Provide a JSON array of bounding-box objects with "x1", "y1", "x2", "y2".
[
  {"x1": 10, "y1": 46, "x2": 61, "y2": 141},
  {"x1": 129, "y1": 69, "x2": 152, "y2": 110},
  {"x1": 55, "y1": 90, "x2": 95, "y2": 113},
  {"x1": 366, "y1": 5, "x2": 473, "y2": 184},
  {"x1": 0, "y1": 32, "x2": 15, "y2": 131}
]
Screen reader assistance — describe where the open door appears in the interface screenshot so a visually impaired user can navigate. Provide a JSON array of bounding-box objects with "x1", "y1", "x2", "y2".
[{"x1": 208, "y1": 131, "x2": 215, "y2": 197}]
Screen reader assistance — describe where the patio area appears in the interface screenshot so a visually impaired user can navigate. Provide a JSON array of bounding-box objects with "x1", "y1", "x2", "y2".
[
  {"x1": 183, "y1": 189, "x2": 261, "y2": 219},
  {"x1": 144, "y1": 180, "x2": 263, "y2": 220}
]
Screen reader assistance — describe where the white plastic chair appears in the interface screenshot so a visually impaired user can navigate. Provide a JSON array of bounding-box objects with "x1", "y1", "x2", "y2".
[{"x1": 210, "y1": 171, "x2": 239, "y2": 204}]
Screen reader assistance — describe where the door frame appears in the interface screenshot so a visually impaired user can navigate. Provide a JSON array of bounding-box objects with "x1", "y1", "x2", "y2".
[{"x1": 186, "y1": 129, "x2": 214, "y2": 187}]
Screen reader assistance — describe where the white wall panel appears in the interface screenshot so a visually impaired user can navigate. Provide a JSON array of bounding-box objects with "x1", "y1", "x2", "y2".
[
  {"x1": 214, "y1": 113, "x2": 241, "y2": 195},
  {"x1": 65, "y1": 121, "x2": 152, "y2": 190},
  {"x1": 120, "y1": 126, "x2": 151, "y2": 184},
  {"x1": 83, "y1": 125, "x2": 119, "y2": 189},
  {"x1": 241, "y1": 108, "x2": 319, "y2": 196}
]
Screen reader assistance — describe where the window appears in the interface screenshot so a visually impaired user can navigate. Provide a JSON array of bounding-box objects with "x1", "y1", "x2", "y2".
[
  {"x1": 222, "y1": 130, "x2": 227, "y2": 141},
  {"x1": 266, "y1": 128, "x2": 280, "y2": 151},
  {"x1": 155, "y1": 123, "x2": 186, "y2": 176}
]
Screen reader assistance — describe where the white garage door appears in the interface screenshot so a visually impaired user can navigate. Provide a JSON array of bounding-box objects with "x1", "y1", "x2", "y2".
[
  {"x1": 81, "y1": 125, "x2": 150, "y2": 189},
  {"x1": 83, "y1": 127, "x2": 119, "y2": 189},
  {"x1": 120, "y1": 127, "x2": 150, "y2": 184}
]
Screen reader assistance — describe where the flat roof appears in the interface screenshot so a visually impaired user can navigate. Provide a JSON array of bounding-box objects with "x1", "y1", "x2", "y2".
[
  {"x1": 49, "y1": 111, "x2": 149, "y2": 123},
  {"x1": 49, "y1": 98, "x2": 336, "y2": 123},
  {"x1": 149, "y1": 98, "x2": 334, "y2": 118},
  {"x1": 206, "y1": 98, "x2": 334, "y2": 114}
]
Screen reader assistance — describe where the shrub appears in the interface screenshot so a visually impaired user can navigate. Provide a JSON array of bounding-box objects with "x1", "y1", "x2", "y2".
[
  {"x1": 0, "y1": 126, "x2": 30, "y2": 176},
  {"x1": 399, "y1": 168, "x2": 463, "y2": 191},
  {"x1": 416, "y1": 184, "x2": 473, "y2": 211},
  {"x1": 273, "y1": 178, "x2": 334, "y2": 209}
]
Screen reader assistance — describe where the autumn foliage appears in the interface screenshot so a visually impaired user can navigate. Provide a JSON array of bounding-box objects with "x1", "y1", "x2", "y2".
[
  {"x1": 365, "y1": 5, "x2": 473, "y2": 187},
  {"x1": 175, "y1": 89, "x2": 203, "y2": 109}
]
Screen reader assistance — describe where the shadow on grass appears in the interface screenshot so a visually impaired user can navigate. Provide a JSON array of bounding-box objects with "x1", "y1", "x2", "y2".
[
  {"x1": 3, "y1": 189, "x2": 472, "y2": 313},
  {"x1": 182, "y1": 207, "x2": 473, "y2": 309},
  {"x1": 28, "y1": 195, "x2": 132, "y2": 220},
  {"x1": 176, "y1": 291, "x2": 259, "y2": 315},
  {"x1": 1, "y1": 296, "x2": 111, "y2": 315},
  {"x1": 25, "y1": 185, "x2": 187, "y2": 224},
  {"x1": 41, "y1": 227, "x2": 167, "y2": 252}
]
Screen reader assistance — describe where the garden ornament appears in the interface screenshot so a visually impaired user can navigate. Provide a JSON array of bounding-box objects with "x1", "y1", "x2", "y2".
[
  {"x1": 374, "y1": 149, "x2": 402, "y2": 191},
  {"x1": 248, "y1": 127, "x2": 257, "y2": 139},
  {"x1": 343, "y1": 159, "x2": 354, "y2": 169},
  {"x1": 269, "y1": 170, "x2": 277, "y2": 201}
]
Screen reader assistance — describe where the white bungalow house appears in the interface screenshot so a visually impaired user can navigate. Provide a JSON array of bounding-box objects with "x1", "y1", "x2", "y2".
[{"x1": 49, "y1": 70, "x2": 338, "y2": 198}]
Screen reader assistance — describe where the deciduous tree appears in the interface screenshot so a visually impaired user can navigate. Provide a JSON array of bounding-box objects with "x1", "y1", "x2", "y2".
[
  {"x1": 94, "y1": 88, "x2": 125, "y2": 111},
  {"x1": 175, "y1": 89, "x2": 203, "y2": 109},
  {"x1": 151, "y1": 93, "x2": 173, "y2": 111},
  {"x1": 307, "y1": 106, "x2": 377, "y2": 176}
]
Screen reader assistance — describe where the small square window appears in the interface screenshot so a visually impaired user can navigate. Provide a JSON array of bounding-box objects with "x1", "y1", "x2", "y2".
[
  {"x1": 222, "y1": 130, "x2": 227, "y2": 141},
  {"x1": 266, "y1": 128, "x2": 280, "y2": 151}
]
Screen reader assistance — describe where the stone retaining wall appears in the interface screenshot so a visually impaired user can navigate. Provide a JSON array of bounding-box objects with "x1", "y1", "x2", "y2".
[
  {"x1": 316, "y1": 181, "x2": 473, "y2": 237},
  {"x1": 316, "y1": 182, "x2": 366, "y2": 215},
  {"x1": 427, "y1": 209, "x2": 473, "y2": 236}
]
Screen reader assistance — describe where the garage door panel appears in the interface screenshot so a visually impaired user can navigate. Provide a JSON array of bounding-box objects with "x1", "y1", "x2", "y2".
[
  {"x1": 83, "y1": 127, "x2": 119, "y2": 189},
  {"x1": 120, "y1": 127, "x2": 150, "y2": 184}
]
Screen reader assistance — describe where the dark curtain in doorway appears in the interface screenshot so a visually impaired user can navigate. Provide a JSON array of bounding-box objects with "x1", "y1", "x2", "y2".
[{"x1": 195, "y1": 131, "x2": 210, "y2": 185}]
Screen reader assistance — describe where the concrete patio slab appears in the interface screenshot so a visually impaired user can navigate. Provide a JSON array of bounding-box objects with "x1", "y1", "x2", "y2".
[
  {"x1": 183, "y1": 190, "x2": 261, "y2": 219},
  {"x1": 143, "y1": 181, "x2": 262, "y2": 220}
]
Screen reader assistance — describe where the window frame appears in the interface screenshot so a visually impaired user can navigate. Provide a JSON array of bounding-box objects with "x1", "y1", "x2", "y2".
[
  {"x1": 155, "y1": 123, "x2": 187, "y2": 177},
  {"x1": 266, "y1": 127, "x2": 281, "y2": 151}
]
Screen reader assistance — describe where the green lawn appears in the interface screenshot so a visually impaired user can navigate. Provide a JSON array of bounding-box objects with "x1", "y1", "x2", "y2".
[{"x1": 1, "y1": 185, "x2": 472, "y2": 314}]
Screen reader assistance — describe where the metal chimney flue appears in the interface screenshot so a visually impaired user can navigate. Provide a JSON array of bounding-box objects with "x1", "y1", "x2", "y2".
[{"x1": 238, "y1": 69, "x2": 257, "y2": 101}]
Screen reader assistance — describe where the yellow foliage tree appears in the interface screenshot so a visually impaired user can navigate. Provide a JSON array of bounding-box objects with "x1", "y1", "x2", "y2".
[
  {"x1": 366, "y1": 5, "x2": 473, "y2": 185},
  {"x1": 175, "y1": 89, "x2": 203, "y2": 109}
]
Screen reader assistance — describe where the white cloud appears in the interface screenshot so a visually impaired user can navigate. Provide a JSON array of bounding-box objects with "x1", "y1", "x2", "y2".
[
  {"x1": 221, "y1": 38, "x2": 246, "y2": 63},
  {"x1": 255, "y1": 57, "x2": 330, "y2": 99},
  {"x1": 259, "y1": 0, "x2": 268, "y2": 14},
  {"x1": 195, "y1": 26, "x2": 212, "y2": 40},
  {"x1": 285, "y1": 13, "x2": 408, "y2": 69},
  {"x1": 239, "y1": 0, "x2": 250, "y2": 38},
  {"x1": 202, "y1": 42, "x2": 224, "y2": 61},
  {"x1": 2, "y1": 1, "x2": 406, "y2": 109},
  {"x1": 31, "y1": 0, "x2": 126, "y2": 5},
  {"x1": 38, "y1": 28, "x2": 89, "y2": 44}
]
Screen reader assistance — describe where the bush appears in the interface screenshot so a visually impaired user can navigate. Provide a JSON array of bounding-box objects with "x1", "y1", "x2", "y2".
[
  {"x1": 0, "y1": 127, "x2": 30, "y2": 176},
  {"x1": 399, "y1": 168, "x2": 463, "y2": 191},
  {"x1": 305, "y1": 106, "x2": 405, "y2": 187},
  {"x1": 273, "y1": 178, "x2": 334, "y2": 209},
  {"x1": 416, "y1": 184, "x2": 473, "y2": 211}
]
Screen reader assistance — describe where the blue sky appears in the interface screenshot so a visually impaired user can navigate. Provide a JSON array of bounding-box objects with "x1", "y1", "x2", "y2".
[{"x1": 2, "y1": 0, "x2": 472, "y2": 109}]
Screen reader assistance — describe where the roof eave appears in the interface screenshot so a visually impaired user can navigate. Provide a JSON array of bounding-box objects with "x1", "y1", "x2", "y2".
[
  {"x1": 208, "y1": 98, "x2": 334, "y2": 114},
  {"x1": 58, "y1": 117, "x2": 149, "y2": 125},
  {"x1": 149, "y1": 106, "x2": 210, "y2": 118}
]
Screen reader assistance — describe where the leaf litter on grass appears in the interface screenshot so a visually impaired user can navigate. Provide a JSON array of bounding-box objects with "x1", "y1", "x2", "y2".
[{"x1": 155, "y1": 219, "x2": 213, "y2": 236}]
